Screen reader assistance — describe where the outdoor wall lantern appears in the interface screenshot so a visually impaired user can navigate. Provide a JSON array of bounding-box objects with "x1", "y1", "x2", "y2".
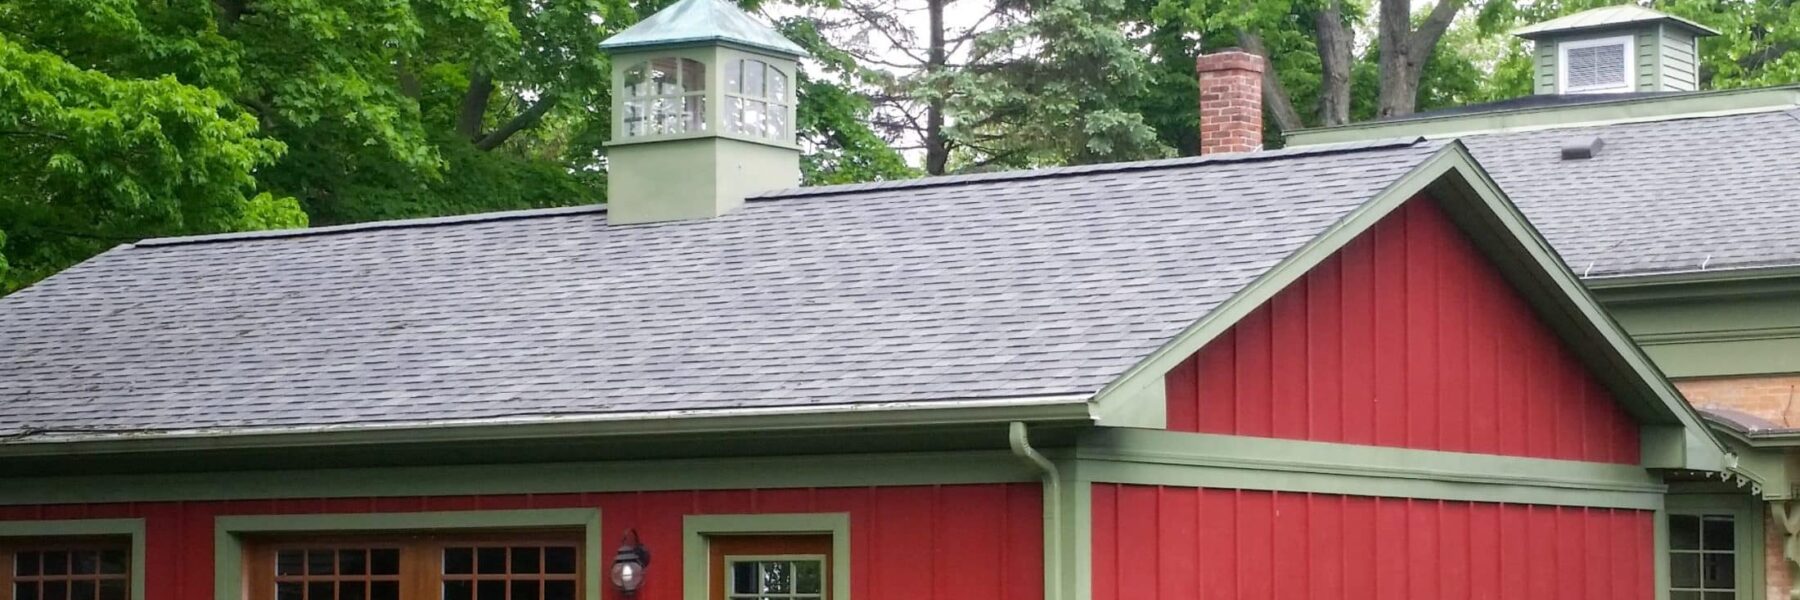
[{"x1": 610, "y1": 529, "x2": 651, "y2": 597}]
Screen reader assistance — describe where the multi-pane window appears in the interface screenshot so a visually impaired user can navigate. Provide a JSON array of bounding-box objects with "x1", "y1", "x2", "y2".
[
  {"x1": 622, "y1": 57, "x2": 707, "y2": 137},
  {"x1": 726, "y1": 558, "x2": 824, "y2": 600},
  {"x1": 3, "y1": 545, "x2": 131, "y2": 600},
  {"x1": 440, "y1": 544, "x2": 577, "y2": 600},
  {"x1": 247, "y1": 535, "x2": 580, "y2": 600},
  {"x1": 1670, "y1": 514, "x2": 1736, "y2": 600},
  {"x1": 708, "y1": 535, "x2": 830, "y2": 600},
  {"x1": 722, "y1": 58, "x2": 790, "y2": 141},
  {"x1": 271, "y1": 548, "x2": 401, "y2": 600}
]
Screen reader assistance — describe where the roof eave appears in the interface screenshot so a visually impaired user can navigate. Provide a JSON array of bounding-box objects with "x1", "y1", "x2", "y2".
[{"x1": 0, "y1": 395, "x2": 1096, "y2": 459}]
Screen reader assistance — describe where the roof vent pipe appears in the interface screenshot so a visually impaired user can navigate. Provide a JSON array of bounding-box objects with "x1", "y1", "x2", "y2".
[{"x1": 1561, "y1": 136, "x2": 1605, "y2": 160}]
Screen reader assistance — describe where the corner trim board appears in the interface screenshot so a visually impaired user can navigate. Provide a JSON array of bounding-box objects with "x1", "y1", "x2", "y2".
[{"x1": 0, "y1": 518, "x2": 146, "y2": 600}]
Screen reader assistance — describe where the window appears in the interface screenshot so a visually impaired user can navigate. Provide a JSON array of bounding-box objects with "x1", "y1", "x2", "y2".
[
  {"x1": 708, "y1": 536, "x2": 829, "y2": 600},
  {"x1": 1, "y1": 542, "x2": 131, "y2": 600},
  {"x1": 1560, "y1": 35, "x2": 1633, "y2": 93},
  {"x1": 622, "y1": 57, "x2": 707, "y2": 137},
  {"x1": 1669, "y1": 514, "x2": 1735, "y2": 600},
  {"x1": 722, "y1": 58, "x2": 790, "y2": 141},
  {"x1": 245, "y1": 535, "x2": 581, "y2": 600}
]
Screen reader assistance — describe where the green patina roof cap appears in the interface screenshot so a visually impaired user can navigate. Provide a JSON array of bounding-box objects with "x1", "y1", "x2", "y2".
[
  {"x1": 1513, "y1": 4, "x2": 1720, "y2": 39},
  {"x1": 600, "y1": 0, "x2": 807, "y2": 57}
]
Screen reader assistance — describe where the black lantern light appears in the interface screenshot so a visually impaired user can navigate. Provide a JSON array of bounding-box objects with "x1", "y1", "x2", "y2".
[{"x1": 610, "y1": 529, "x2": 650, "y2": 597}]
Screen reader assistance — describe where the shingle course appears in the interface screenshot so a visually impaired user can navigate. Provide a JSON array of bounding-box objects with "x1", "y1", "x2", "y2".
[
  {"x1": 0, "y1": 141, "x2": 1441, "y2": 438},
  {"x1": 1460, "y1": 109, "x2": 1800, "y2": 278}
]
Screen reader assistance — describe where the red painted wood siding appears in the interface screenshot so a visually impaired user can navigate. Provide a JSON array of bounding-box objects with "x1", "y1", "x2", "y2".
[
  {"x1": 0, "y1": 484, "x2": 1041, "y2": 600},
  {"x1": 1165, "y1": 197, "x2": 1639, "y2": 463},
  {"x1": 1092, "y1": 484, "x2": 1653, "y2": 600}
]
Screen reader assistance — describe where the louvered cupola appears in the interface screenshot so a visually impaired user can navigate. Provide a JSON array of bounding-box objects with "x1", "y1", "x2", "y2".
[{"x1": 1513, "y1": 5, "x2": 1719, "y2": 95}]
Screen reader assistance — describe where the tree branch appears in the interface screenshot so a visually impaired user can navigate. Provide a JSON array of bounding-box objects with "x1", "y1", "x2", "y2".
[{"x1": 474, "y1": 94, "x2": 558, "y2": 150}]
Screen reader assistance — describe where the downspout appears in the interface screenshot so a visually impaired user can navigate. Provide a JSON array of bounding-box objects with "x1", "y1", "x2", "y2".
[{"x1": 1009, "y1": 421, "x2": 1063, "y2": 600}]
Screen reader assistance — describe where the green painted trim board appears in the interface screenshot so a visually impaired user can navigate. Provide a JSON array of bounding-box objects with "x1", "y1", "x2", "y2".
[
  {"x1": 213, "y1": 509, "x2": 602, "y2": 600},
  {"x1": 681, "y1": 513, "x2": 850, "y2": 600},
  {"x1": 0, "y1": 519, "x2": 146, "y2": 600}
]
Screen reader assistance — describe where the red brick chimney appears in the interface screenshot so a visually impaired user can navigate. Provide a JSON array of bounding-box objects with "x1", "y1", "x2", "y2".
[{"x1": 1196, "y1": 49, "x2": 1265, "y2": 155}]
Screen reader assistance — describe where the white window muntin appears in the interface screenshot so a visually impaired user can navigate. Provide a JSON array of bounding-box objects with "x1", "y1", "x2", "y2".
[
  {"x1": 724, "y1": 554, "x2": 827, "y2": 600},
  {"x1": 1558, "y1": 34, "x2": 1635, "y2": 93}
]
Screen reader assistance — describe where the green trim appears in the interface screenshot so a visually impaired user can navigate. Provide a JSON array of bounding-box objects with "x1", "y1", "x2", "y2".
[
  {"x1": 214, "y1": 509, "x2": 601, "y2": 600},
  {"x1": 0, "y1": 519, "x2": 145, "y2": 600},
  {"x1": 1075, "y1": 428, "x2": 1667, "y2": 509},
  {"x1": 1656, "y1": 505, "x2": 1673, "y2": 600},
  {"x1": 681, "y1": 513, "x2": 850, "y2": 600},
  {"x1": 0, "y1": 450, "x2": 1041, "y2": 506},
  {"x1": 1048, "y1": 459, "x2": 1090, "y2": 600},
  {"x1": 0, "y1": 399, "x2": 1093, "y2": 459},
  {"x1": 1667, "y1": 493, "x2": 1768, "y2": 600},
  {"x1": 1285, "y1": 85, "x2": 1800, "y2": 145}
]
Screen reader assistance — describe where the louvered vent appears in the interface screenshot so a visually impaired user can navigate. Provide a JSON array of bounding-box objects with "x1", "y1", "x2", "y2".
[{"x1": 1564, "y1": 42, "x2": 1628, "y2": 91}]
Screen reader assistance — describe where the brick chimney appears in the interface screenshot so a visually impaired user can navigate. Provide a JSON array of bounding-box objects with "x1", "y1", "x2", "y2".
[{"x1": 1196, "y1": 50, "x2": 1265, "y2": 155}]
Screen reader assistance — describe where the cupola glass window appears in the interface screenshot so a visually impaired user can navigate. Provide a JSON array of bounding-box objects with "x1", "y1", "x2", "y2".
[
  {"x1": 622, "y1": 58, "x2": 707, "y2": 137},
  {"x1": 723, "y1": 58, "x2": 790, "y2": 141}
]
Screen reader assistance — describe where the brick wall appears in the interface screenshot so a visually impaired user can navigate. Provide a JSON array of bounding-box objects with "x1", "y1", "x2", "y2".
[{"x1": 1676, "y1": 375, "x2": 1800, "y2": 427}]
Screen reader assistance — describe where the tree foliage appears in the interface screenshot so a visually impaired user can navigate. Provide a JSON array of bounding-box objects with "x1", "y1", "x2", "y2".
[{"x1": 0, "y1": 33, "x2": 304, "y2": 292}]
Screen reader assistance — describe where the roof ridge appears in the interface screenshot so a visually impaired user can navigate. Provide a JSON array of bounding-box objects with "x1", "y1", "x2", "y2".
[
  {"x1": 752, "y1": 138, "x2": 1429, "y2": 201},
  {"x1": 134, "y1": 205, "x2": 608, "y2": 248}
]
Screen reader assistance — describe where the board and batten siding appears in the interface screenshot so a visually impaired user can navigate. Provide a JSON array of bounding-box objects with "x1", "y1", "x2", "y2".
[
  {"x1": 1164, "y1": 198, "x2": 1641, "y2": 464},
  {"x1": 0, "y1": 484, "x2": 1043, "y2": 600},
  {"x1": 1090, "y1": 484, "x2": 1654, "y2": 600}
]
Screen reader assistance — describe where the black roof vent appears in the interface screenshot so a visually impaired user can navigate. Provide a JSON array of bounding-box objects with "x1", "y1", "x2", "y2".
[{"x1": 1561, "y1": 136, "x2": 1605, "y2": 160}]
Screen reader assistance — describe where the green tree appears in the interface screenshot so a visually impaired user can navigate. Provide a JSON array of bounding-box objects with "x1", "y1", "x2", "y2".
[{"x1": 0, "y1": 35, "x2": 305, "y2": 293}]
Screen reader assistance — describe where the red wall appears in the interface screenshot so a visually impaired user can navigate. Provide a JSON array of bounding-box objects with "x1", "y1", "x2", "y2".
[
  {"x1": 1092, "y1": 484, "x2": 1653, "y2": 600},
  {"x1": 0, "y1": 484, "x2": 1042, "y2": 600},
  {"x1": 1165, "y1": 197, "x2": 1639, "y2": 464}
]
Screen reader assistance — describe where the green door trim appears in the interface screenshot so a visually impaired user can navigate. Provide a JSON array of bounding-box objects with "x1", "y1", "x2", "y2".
[
  {"x1": 681, "y1": 513, "x2": 850, "y2": 600},
  {"x1": 0, "y1": 518, "x2": 146, "y2": 600},
  {"x1": 213, "y1": 508, "x2": 602, "y2": 600}
]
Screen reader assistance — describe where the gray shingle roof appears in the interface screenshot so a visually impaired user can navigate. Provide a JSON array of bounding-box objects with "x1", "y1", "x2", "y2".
[
  {"x1": 0, "y1": 140, "x2": 1442, "y2": 439},
  {"x1": 1461, "y1": 108, "x2": 1800, "y2": 279}
]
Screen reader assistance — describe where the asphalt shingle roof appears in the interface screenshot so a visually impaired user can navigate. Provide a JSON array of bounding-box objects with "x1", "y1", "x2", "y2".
[
  {"x1": 0, "y1": 140, "x2": 1443, "y2": 439},
  {"x1": 1461, "y1": 108, "x2": 1800, "y2": 279}
]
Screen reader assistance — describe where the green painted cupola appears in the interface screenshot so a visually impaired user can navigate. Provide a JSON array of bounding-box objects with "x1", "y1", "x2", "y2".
[
  {"x1": 599, "y1": 0, "x2": 806, "y2": 224},
  {"x1": 1513, "y1": 5, "x2": 1719, "y2": 95}
]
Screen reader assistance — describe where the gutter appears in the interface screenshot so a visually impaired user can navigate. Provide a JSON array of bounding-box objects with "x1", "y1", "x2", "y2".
[
  {"x1": 1009, "y1": 421, "x2": 1063, "y2": 600},
  {"x1": 0, "y1": 395, "x2": 1096, "y2": 458}
]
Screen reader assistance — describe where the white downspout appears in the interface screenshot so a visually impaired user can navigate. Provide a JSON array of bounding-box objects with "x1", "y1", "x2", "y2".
[{"x1": 1009, "y1": 421, "x2": 1063, "y2": 600}]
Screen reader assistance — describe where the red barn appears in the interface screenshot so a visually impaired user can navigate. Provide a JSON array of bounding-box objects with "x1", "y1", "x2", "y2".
[{"x1": 0, "y1": 4, "x2": 1740, "y2": 600}]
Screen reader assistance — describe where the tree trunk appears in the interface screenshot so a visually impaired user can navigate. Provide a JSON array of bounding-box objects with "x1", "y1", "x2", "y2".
[
  {"x1": 923, "y1": 0, "x2": 950, "y2": 175},
  {"x1": 1235, "y1": 32, "x2": 1305, "y2": 135},
  {"x1": 1315, "y1": 1, "x2": 1353, "y2": 126},
  {"x1": 1376, "y1": 0, "x2": 1462, "y2": 119},
  {"x1": 475, "y1": 95, "x2": 558, "y2": 150},
  {"x1": 457, "y1": 71, "x2": 495, "y2": 140}
]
